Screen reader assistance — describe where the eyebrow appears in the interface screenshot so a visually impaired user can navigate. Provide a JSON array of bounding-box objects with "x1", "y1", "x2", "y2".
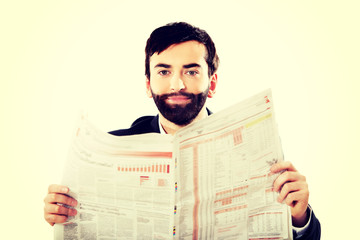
[
  {"x1": 154, "y1": 63, "x2": 171, "y2": 68},
  {"x1": 154, "y1": 63, "x2": 202, "y2": 69},
  {"x1": 183, "y1": 63, "x2": 201, "y2": 69}
]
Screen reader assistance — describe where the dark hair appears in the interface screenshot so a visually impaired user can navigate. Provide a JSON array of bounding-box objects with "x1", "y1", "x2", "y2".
[{"x1": 145, "y1": 22, "x2": 219, "y2": 79}]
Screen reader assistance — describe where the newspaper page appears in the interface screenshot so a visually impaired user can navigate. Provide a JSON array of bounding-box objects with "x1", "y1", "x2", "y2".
[
  {"x1": 54, "y1": 117, "x2": 175, "y2": 239},
  {"x1": 173, "y1": 89, "x2": 292, "y2": 240},
  {"x1": 55, "y1": 89, "x2": 292, "y2": 240}
]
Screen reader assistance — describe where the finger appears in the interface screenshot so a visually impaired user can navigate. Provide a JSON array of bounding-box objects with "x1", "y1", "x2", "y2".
[
  {"x1": 48, "y1": 184, "x2": 69, "y2": 194},
  {"x1": 44, "y1": 203, "x2": 78, "y2": 216},
  {"x1": 44, "y1": 193, "x2": 78, "y2": 207},
  {"x1": 273, "y1": 171, "x2": 305, "y2": 192},
  {"x1": 277, "y1": 181, "x2": 308, "y2": 203},
  {"x1": 286, "y1": 192, "x2": 310, "y2": 223},
  {"x1": 44, "y1": 213, "x2": 68, "y2": 226},
  {"x1": 270, "y1": 161, "x2": 297, "y2": 173},
  {"x1": 284, "y1": 190, "x2": 309, "y2": 207}
]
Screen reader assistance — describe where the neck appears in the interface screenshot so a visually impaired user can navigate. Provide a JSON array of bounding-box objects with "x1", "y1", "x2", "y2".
[{"x1": 159, "y1": 107, "x2": 208, "y2": 135}]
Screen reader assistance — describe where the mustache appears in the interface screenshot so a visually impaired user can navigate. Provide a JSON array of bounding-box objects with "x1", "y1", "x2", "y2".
[{"x1": 158, "y1": 92, "x2": 195, "y2": 99}]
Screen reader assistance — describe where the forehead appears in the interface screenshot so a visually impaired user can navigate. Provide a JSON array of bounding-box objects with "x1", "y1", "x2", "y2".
[{"x1": 149, "y1": 41, "x2": 207, "y2": 68}]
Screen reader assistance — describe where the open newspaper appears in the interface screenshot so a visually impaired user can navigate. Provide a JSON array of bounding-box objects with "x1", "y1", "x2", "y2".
[{"x1": 54, "y1": 89, "x2": 293, "y2": 240}]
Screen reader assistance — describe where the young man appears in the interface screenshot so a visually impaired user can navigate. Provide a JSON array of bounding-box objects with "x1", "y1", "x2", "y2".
[{"x1": 44, "y1": 22, "x2": 320, "y2": 239}]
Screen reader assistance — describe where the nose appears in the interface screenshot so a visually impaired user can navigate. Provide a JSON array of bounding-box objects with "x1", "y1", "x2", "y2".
[{"x1": 170, "y1": 74, "x2": 185, "y2": 92}]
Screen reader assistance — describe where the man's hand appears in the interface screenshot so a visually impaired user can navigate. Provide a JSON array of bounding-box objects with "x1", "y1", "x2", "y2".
[
  {"x1": 271, "y1": 161, "x2": 309, "y2": 227},
  {"x1": 43, "y1": 184, "x2": 78, "y2": 226}
]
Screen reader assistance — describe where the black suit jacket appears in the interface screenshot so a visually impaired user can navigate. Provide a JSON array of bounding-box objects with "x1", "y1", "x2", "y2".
[
  {"x1": 109, "y1": 115, "x2": 161, "y2": 136},
  {"x1": 109, "y1": 108, "x2": 213, "y2": 136},
  {"x1": 109, "y1": 114, "x2": 321, "y2": 239}
]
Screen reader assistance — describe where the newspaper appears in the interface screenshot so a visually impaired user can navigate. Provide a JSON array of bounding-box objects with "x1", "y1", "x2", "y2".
[{"x1": 54, "y1": 89, "x2": 293, "y2": 240}]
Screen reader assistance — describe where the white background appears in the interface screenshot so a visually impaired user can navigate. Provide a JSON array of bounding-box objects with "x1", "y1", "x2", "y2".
[{"x1": 1, "y1": 1, "x2": 359, "y2": 239}]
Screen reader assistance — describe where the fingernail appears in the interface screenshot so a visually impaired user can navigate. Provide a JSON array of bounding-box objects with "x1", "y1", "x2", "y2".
[
  {"x1": 72, "y1": 199, "x2": 78, "y2": 206},
  {"x1": 70, "y1": 208, "x2": 77, "y2": 216},
  {"x1": 61, "y1": 187, "x2": 68, "y2": 193}
]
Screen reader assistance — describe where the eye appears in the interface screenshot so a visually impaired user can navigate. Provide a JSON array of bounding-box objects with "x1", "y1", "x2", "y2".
[
  {"x1": 186, "y1": 70, "x2": 199, "y2": 76},
  {"x1": 158, "y1": 70, "x2": 170, "y2": 76}
]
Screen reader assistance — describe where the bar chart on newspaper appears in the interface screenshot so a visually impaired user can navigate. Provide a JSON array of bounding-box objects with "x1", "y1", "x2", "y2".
[{"x1": 117, "y1": 163, "x2": 171, "y2": 174}]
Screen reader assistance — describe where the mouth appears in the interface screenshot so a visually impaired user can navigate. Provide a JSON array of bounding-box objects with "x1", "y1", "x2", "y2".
[{"x1": 165, "y1": 95, "x2": 191, "y2": 105}]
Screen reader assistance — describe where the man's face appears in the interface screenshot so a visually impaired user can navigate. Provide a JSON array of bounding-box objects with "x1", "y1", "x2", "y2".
[{"x1": 146, "y1": 41, "x2": 217, "y2": 126}]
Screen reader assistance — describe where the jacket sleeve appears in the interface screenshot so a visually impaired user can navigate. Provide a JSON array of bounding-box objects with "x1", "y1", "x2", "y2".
[{"x1": 293, "y1": 209, "x2": 321, "y2": 240}]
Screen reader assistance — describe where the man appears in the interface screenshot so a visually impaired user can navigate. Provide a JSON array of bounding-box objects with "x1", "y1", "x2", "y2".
[{"x1": 44, "y1": 22, "x2": 320, "y2": 239}]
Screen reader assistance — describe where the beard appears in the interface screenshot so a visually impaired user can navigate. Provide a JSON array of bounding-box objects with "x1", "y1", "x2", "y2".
[{"x1": 151, "y1": 87, "x2": 209, "y2": 126}]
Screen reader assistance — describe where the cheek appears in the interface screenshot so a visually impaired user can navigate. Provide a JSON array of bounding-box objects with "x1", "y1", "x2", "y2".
[
  {"x1": 149, "y1": 79, "x2": 169, "y2": 94},
  {"x1": 187, "y1": 78, "x2": 210, "y2": 93}
]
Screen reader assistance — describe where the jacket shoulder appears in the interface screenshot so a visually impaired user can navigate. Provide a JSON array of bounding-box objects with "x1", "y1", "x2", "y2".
[{"x1": 108, "y1": 115, "x2": 160, "y2": 136}]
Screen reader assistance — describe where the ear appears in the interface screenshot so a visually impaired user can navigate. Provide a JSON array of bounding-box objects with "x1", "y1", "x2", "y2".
[
  {"x1": 146, "y1": 77, "x2": 153, "y2": 98},
  {"x1": 207, "y1": 73, "x2": 218, "y2": 98}
]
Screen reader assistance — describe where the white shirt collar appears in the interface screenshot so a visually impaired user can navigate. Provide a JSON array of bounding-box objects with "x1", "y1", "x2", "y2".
[{"x1": 158, "y1": 117, "x2": 166, "y2": 134}]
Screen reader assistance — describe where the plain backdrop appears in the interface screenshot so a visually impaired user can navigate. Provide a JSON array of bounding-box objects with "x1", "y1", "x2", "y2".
[{"x1": 1, "y1": 1, "x2": 359, "y2": 239}]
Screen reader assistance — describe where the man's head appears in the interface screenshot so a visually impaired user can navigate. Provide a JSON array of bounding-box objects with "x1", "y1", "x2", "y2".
[
  {"x1": 145, "y1": 22, "x2": 219, "y2": 79},
  {"x1": 145, "y1": 22, "x2": 219, "y2": 127}
]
